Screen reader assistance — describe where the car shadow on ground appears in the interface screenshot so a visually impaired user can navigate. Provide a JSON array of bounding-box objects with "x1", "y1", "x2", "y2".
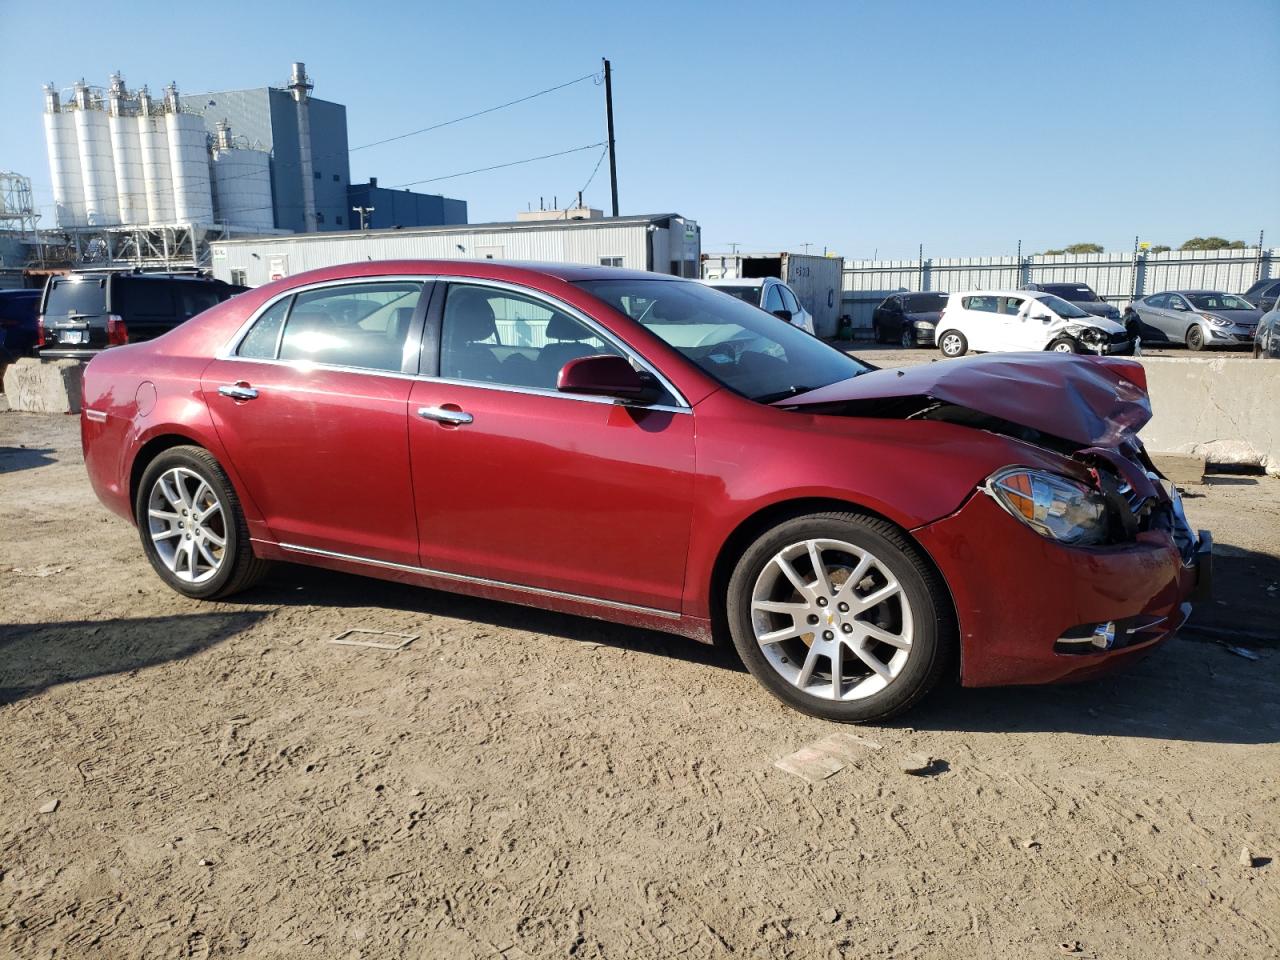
[
  {"x1": 900, "y1": 637, "x2": 1279, "y2": 746},
  {"x1": 0, "y1": 446, "x2": 56, "y2": 474},
  {"x1": 238, "y1": 564, "x2": 745, "y2": 673},
  {"x1": 0, "y1": 611, "x2": 268, "y2": 706}
]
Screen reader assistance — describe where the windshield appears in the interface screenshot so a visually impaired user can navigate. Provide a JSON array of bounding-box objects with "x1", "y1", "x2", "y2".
[
  {"x1": 705, "y1": 284, "x2": 761, "y2": 306},
  {"x1": 1041, "y1": 284, "x2": 1099, "y2": 303},
  {"x1": 901, "y1": 293, "x2": 947, "y2": 313},
  {"x1": 44, "y1": 277, "x2": 108, "y2": 318},
  {"x1": 1037, "y1": 294, "x2": 1092, "y2": 319},
  {"x1": 575, "y1": 278, "x2": 871, "y2": 403},
  {"x1": 1188, "y1": 293, "x2": 1254, "y2": 311}
]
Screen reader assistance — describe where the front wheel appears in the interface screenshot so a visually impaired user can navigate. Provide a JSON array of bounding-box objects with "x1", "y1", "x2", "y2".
[
  {"x1": 938, "y1": 330, "x2": 967, "y2": 357},
  {"x1": 726, "y1": 513, "x2": 955, "y2": 723},
  {"x1": 1048, "y1": 337, "x2": 1078, "y2": 354},
  {"x1": 1186, "y1": 324, "x2": 1206, "y2": 351},
  {"x1": 872, "y1": 322, "x2": 884, "y2": 344},
  {"x1": 900, "y1": 325, "x2": 915, "y2": 349},
  {"x1": 135, "y1": 445, "x2": 271, "y2": 600}
]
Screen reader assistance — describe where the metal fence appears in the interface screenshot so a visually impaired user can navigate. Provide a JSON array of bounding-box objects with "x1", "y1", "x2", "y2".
[{"x1": 841, "y1": 247, "x2": 1278, "y2": 330}]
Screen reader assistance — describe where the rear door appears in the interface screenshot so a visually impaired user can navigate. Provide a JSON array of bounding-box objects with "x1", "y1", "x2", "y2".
[
  {"x1": 200, "y1": 279, "x2": 428, "y2": 566},
  {"x1": 407, "y1": 280, "x2": 696, "y2": 612}
]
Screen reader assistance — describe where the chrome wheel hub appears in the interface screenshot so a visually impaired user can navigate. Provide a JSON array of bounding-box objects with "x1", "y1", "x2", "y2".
[
  {"x1": 751, "y1": 538, "x2": 913, "y2": 701},
  {"x1": 147, "y1": 467, "x2": 227, "y2": 583},
  {"x1": 941, "y1": 334, "x2": 961, "y2": 355}
]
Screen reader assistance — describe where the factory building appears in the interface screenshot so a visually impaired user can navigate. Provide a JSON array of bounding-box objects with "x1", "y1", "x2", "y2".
[
  {"x1": 209, "y1": 213, "x2": 700, "y2": 287},
  {"x1": 39, "y1": 63, "x2": 467, "y2": 268},
  {"x1": 347, "y1": 178, "x2": 467, "y2": 231}
]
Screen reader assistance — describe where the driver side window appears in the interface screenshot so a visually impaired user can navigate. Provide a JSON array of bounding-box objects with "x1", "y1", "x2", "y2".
[
  {"x1": 440, "y1": 284, "x2": 622, "y2": 391},
  {"x1": 1169, "y1": 296, "x2": 1188, "y2": 311}
]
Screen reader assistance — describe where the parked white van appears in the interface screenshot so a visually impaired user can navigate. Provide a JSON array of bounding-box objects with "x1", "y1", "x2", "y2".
[{"x1": 935, "y1": 290, "x2": 1135, "y2": 357}]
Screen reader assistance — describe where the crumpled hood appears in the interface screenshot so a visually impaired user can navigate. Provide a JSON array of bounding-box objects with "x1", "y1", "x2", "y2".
[{"x1": 780, "y1": 353, "x2": 1151, "y2": 447}]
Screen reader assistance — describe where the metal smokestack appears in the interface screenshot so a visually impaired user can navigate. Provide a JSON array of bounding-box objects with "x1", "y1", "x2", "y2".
[{"x1": 288, "y1": 61, "x2": 318, "y2": 232}]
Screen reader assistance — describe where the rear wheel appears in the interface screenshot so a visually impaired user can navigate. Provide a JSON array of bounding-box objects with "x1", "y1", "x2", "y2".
[
  {"x1": 938, "y1": 330, "x2": 967, "y2": 357},
  {"x1": 1186, "y1": 324, "x2": 1206, "y2": 351},
  {"x1": 1048, "y1": 337, "x2": 1078, "y2": 354},
  {"x1": 135, "y1": 445, "x2": 271, "y2": 600},
  {"x1": 726, "y1": 512, "x2": 955, "y2": 723}
]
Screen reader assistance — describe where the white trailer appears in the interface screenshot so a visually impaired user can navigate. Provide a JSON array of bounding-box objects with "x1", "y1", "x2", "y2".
[
  {"x1": 702, "y1": 252, "x2": 845, "y2": 337},
  {"x1": 209, "y1": 214, "x2": 701, "y2": 287}
]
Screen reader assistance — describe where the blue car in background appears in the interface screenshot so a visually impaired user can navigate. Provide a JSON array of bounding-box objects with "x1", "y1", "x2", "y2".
[{"x1": 0, "y1": 289, "x2": 42, "y2": 380}]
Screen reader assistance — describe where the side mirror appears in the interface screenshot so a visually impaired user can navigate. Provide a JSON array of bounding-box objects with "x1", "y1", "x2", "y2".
[
  {"x1": 557, "y1": 354, "x2": 662, "y2": 404},
  {"x1": 772, "y1": 309, "x2": 793, "y2": 323}
]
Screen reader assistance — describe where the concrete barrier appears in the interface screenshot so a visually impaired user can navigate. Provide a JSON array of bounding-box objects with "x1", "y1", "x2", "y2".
[
  {"x1": 1, "y1": 358, "x2": 83, "y2": 414},
  {"x1": 1139, "y1": 357, "x2": 1279, "y2": 476}
]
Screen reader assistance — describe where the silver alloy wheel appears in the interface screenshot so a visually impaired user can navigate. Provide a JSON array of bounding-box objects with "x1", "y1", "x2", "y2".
[
  {"x1": 940, "y1": 333, "x2": 962, "y2": 356},
  {"x1": 1053, "y1": 341, "x2": 1075, "y2": 353},
  {"x1": 750, "y1": 538, "x2": 914, "y2": 701},
  {"x1": 146, "y1": 466, "x2": 227, "y2": 584}
]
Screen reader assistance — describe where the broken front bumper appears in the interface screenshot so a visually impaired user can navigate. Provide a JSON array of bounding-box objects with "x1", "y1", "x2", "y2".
[{"x1": 913, "y1": 491, "x2": 1210, "y2": 688}]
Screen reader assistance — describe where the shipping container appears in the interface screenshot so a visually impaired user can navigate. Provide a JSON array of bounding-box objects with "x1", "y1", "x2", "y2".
[{"x1": 701, "y1": 252, "x2": 845, "y2": 337}]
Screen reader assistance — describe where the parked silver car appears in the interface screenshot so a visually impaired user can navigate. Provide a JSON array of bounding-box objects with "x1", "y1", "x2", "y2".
[
  {"x1": 1123, "y1": 290, "x2": 1260, "y2": 351},
  {"x1": 1255, "y1": 307, "x2": 1280, "y2": 359}
]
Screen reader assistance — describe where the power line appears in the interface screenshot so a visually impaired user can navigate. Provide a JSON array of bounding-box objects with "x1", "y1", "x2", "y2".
[
  {"x1": 390, "y1": 142, "x2": 606, "y2": 189},
  {"x1": 349, "y1": 71, "x2": 599, "y2": 152}
]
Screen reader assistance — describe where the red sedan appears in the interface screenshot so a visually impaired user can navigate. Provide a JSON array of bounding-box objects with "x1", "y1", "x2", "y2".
[{"x1": 81, "y1": 261, "x2": 1211, "y2": 722}]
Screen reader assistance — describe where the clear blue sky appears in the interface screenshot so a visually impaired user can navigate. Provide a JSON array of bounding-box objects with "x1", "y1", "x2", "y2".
[{"x1": 2, "y1": 0, "x2": 1277, "y2": 258}]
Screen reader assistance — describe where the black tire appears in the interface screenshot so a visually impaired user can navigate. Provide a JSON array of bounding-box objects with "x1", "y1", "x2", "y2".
[
  {"x1": 725, "y1": 512, "x2": 956, "y2": 723},
  {"x1": 135, "y1": 445, "x2": 271, "y2": 600},
  {"x1": 900, "y1": 325, "x2": 915, "y2": 349},
  {"x1": 872, "y1": 322, "x2": 884, "y2": 344},
  {"x1": 1047, "y1": 337, "x2": 1079, "y2": 354},
  {"x1": 1186, "y1": 324, "x2": 1206, "y2": 351},
  {"x1": 938, "y1": 330, "x2": 967, "y2": 357}
]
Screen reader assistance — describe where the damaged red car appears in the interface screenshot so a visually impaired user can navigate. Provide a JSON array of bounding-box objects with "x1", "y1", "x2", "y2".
[{"x1": 81, "y1": 261, "x2": 1212, "y2": 722}]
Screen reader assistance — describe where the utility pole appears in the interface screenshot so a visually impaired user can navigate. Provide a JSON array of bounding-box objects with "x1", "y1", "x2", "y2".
[
  {"x1": 352, "y1": 206, "x2": 375, "y2": 230},
  {"x1": 728, "y1": 242, "x2": 740, "y2": 255},
  {"x1": 800, "y1": 242, "x2": 812, "y2": 255},
  {"x1": 603, "y1": 58, "x2": 619, "y2": 217}
]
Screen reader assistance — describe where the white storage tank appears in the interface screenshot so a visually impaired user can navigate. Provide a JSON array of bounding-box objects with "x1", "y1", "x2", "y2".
[
  {"x1": 72, "y1": 82, "x2": 120, "y2": 226},
  {"x1": 42, "y1": 85, "x2": 86, "y2": 227},
  {"x1": 212, "y1": 127, "x2": 274, "y2": 232},
  {"x1": 163, "y1": 85, "x2": 213, "y2": 224},
  {"x1": 107, "y1": 73, "x2": 146, "y2": 225},
  {"x1": 135, "y1": 86, "x2": 174, "y2": 224}
]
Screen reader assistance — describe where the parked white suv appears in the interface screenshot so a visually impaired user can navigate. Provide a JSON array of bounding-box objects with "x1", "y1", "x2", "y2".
[
  {"x1": 935, "y1": 290, "x2": 1134, "y2": 358},
  {"x1": 700, "y1": 277, "x2": 816, "y2": 334}
]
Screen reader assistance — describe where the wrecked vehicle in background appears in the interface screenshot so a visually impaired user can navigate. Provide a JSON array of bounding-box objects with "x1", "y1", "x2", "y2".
[{"x1": 80, "y1": 262, "x2": 1211, "y2": 723}]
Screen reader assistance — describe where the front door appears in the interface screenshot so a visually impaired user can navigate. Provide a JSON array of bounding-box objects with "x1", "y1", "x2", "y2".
[
  {"x1": 408, "y1": 281, "x2": 696, "y2": 612},
  {"x1": 1004, "y1": 295, "x2": 1052, "y2": 350},
  {"x1": 201, "y1": 280, "x2": 428, "y2": 566}
]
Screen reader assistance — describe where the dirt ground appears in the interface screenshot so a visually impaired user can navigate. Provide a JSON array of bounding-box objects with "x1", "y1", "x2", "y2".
[{"x1": 1, "y1": 408, "x2": 1277, "y2": 960}]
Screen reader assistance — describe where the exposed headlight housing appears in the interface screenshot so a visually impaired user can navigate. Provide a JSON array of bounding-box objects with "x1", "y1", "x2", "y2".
[
  {"x1": 1066, "y1": 324, "x2": 1105, "y2": 342},
  {"x1": 983, "y1": 467, "x2": 1109, "y2": 545}
]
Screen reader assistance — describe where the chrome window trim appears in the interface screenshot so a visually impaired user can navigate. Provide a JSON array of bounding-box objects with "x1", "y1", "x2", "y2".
[
  {"x1": 215, "y1": 274, "x2": 691, "y2": 411},
  {"x1": 277, "y1": 541, "x2": 681, "y2": 619}
]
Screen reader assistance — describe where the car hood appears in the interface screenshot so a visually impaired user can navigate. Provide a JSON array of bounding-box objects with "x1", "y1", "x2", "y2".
[
  {"x1": 904, "y1": 311, "x2": 942, "y2": 324},
  {"x1": 1206, "y1": 308, "x2": 1262, "y2": 325},
  {"x1": 779, "y1": 353, "x2": 1151, "y2": 447},
  {"x1": 1073, "y1": 300, "x2": 1119, "y2": 318},
  {"x1": 1062, "y1": 315, "x2": 1126, "y2": 335}
]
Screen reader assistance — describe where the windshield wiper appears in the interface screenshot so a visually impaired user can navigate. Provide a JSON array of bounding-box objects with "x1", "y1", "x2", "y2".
[{"x1": 753, "y1": 385, "x2": 820, "y2": 404}]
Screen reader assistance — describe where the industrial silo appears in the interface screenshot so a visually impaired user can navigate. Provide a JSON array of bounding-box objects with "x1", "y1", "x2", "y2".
[
  {"x1": 107, "y1": 73, "x2": 146, "y2": 225},
  {"x1": 163, "y1": 84, "x2": 214, "y2": 224},
  {"x1": 211, "y1": 122, "x2": 274, "y2": 232},
  {"x1": 42, "y1": 84, "x2": 87, "y2": 227},
  {"x1": 135, "y1": 86, "x2": 174, "y2": 224},
  {"x1": 72, "y1": 81, "x2": 121, "y2": 226}
]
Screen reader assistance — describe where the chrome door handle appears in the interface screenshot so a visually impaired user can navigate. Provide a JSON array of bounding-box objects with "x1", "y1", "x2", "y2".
[
  {"x1": 417, "y1": 405, "x2": 473, "y2": 425},
  {"x1": 218, "y1": 383, "x2": 259, "y2": 401}
]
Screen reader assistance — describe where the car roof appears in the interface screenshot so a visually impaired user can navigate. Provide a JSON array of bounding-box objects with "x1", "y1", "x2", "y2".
[
  {"x1": 1161, "y1": 289, "x2": 1231, "y2": 296},
  {"x1": 951, "y1": 289, "x2": 1049, "y2": 298},
  {"x1": 700, "y1": 277, "x2": 766, "y2": 287},
  {"x1": 57, "y1": 272, "x2": 225, "y2": 284},
  {"x1": 273, "y1": 259, "x2": 687, "y2": 289}
]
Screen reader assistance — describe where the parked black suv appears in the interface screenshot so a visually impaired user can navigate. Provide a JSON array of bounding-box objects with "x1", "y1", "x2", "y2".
[
  {"x1": 38, "y1": 271, "x2": 245, "y2": 360},
  {"x1": 1021, "y1": 281, "x2": 1121, "y2": 322},
  {"x1": 1241, "y1": 278, "x2": 1280, "y2": 314}
]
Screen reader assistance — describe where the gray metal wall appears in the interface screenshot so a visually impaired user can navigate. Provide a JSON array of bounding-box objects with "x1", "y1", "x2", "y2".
[{"x1": 841, "y1": 247, "x2": 1280, "y2": 330}]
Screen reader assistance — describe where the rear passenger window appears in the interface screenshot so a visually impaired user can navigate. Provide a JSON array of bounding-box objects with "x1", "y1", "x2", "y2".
[
  {"x1": 962, "y1": 296, "x2": 999, "y2": 313},
  {"x1": 237, "y1": 298, "x2": 291, "y2": 359},
  {"x1": 179, "y1": 289, "x2": 221, "y2": 319},
  {"x1": 277, "y1": 282, "x2": 423, "y2": 372}
]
